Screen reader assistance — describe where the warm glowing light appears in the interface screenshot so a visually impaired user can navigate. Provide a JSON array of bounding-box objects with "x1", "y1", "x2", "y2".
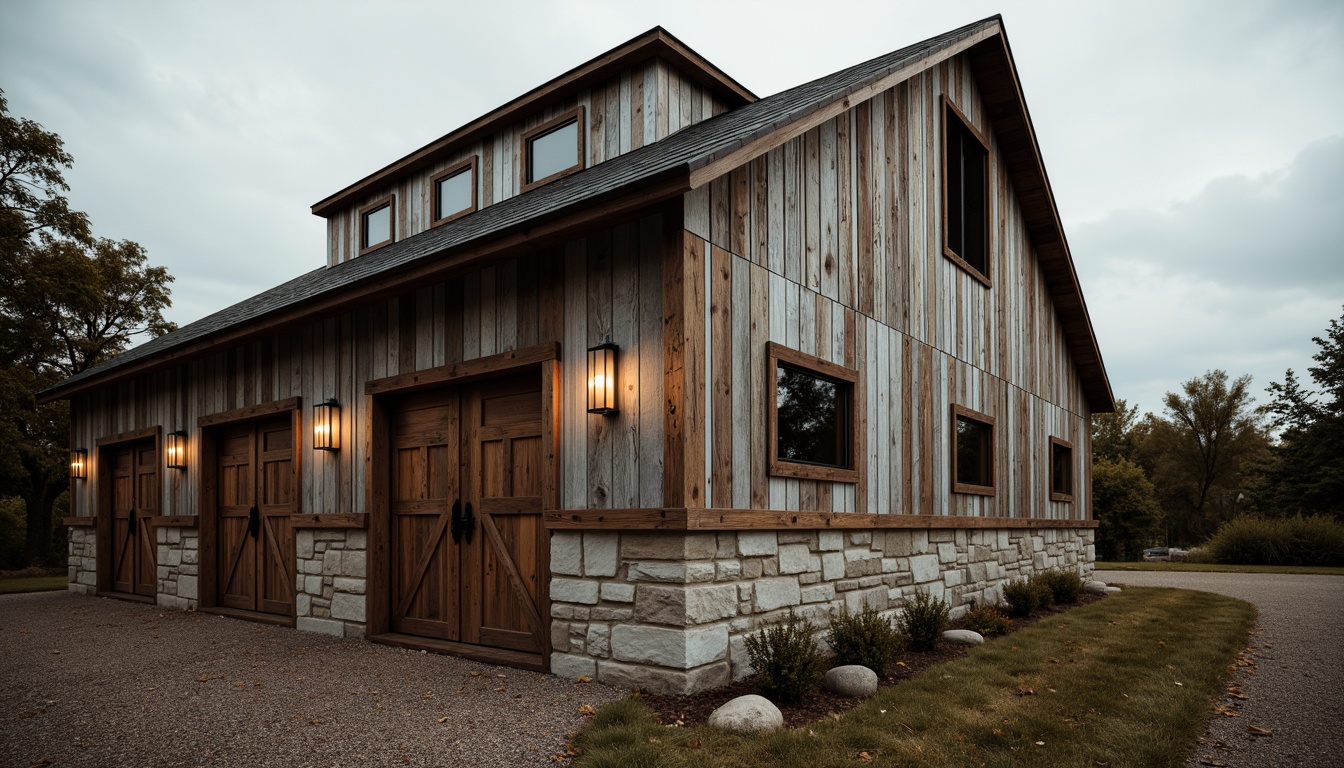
[
  {"x1": 314, "y1": 399, "x2": 340, "y2": 451},
  {"x1": 587, "y1": 343, "x2": 618, "y2": 415},
  {"x1": 69, "y1": 449, "x2": 88, "y2": 480},
  {"x1": 165, "y1": 431, "x2": 188, "y2": 470}
]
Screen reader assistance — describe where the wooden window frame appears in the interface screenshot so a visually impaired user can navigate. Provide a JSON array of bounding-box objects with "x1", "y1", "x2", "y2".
[
  {"x1": 951, "y1": 404, "x2": 996, "y2": 496},
  {"x1": 358, "y1": 195, "x2": 395, "y2": 256},
  {"x1": 941, "y1": 96, "x2": 991, "y2": 287},
  {"x1": 767, "y1": 341, "x2": 860, "y2": 483},
  {"x1": 520, "y1": 106, "x2": 585, "y2": 193},
  {"x1": 1049, "y1": 436, "x2": 1075, "y2": 502},
  {"x1": 430, "y1": 157, "x2": 478, "y2": 227}
]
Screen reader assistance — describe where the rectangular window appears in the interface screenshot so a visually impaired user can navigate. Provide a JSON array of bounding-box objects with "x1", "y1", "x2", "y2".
[
  {"x1": 521, "y1": 107, "x2": 585, "y2": 191},
  {"x1": 1050, "y1": 436, "x2": 1074, "y2": 502},
  {"x1": 359, "y1": 196, "x2": 395, "y2": 255},
  {"x1": 952, "y1": 405, "x2": 995, "y2": 495},
  {"x1": 431, "y1": 158, "x2": 477, "y2": 226},
  {"x1": 942, "y1": 97, "x2": 990, "y2": 285},
  {"x1": 767, "y1": 342, "x2": 859, "y2": 483}
]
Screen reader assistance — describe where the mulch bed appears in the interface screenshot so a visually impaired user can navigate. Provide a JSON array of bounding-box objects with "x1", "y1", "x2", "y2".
[{"x1": 638, "y1": 593, "x2": 1104, "y2": 728}]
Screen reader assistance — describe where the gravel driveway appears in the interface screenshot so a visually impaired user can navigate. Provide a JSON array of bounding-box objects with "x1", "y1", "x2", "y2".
[
  {"x1": 1095, "y1": 570, "x2": 1344, "y2": 768},
  {"x1": 0, "y1": 591, "x2": 621, "y2": 768}
]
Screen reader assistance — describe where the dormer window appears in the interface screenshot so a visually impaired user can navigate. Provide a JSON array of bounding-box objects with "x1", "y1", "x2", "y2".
[
  {"x1": 359, "y1": 196, "x2": 395, "y2": 255},
  {"x1": 522, "y1": 107, "x2": 585, "y2": 191},
  {"x1": 431, "y1": 158, "x2": 477, "y2": 226}
]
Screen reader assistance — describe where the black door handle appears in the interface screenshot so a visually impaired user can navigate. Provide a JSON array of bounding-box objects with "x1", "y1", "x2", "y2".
[
  {"x1": 248, "y1": 506, "x2": 259, "y2": 540},
  {"x1": 463, "y1": 502, "x2": 475, "y2": 545},
  {"x1": 128, "y1": 508, "x2": 137, "y2": 536},
  {"x1": 450, "y1": 500, "x2": 462, "y2": 544}
]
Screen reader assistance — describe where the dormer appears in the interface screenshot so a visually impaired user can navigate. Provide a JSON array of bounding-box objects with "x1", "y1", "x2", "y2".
[{"x1": 312, "y1": 27, "x2": 755, "y2": 267}]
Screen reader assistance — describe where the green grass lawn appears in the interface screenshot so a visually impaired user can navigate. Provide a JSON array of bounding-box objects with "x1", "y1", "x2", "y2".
[
  {"x1": 0, "y1": 575, "x2": 68, "y2": 595},
  {"x1": 571, "y1": 588, "x2": 1255, "y2": 768},
  {"x1": 1096, "y1": 561, "x2": 1344, "y2": 576}
]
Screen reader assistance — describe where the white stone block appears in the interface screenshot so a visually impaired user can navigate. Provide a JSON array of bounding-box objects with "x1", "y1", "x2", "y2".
[
  {"x1": 551, "y1": 578, "x2": 600, "y2": 604},
  {"x1": 716, "y1": 560, "x2": 742, "y2": 580},
  {"x1": 551, "y1": 532, "x2": 583, "y2": 576},
  {"x1": 777, "y1": 544, "x2": 811, "y2": 575},
  {"x1": 800, "y1": 583, "x2": 835, "y2": 603},
  {"x1": 176, "y1": 575, "x2": 197, "y2": 600},
  {"x1": 296, "y1": 617, "x2": 345, "y2": 638},
  {"x1": 583, "y1": 533, "x2": 619, "y2": 577},
  {"x1": 340, "y1": 550, "x2": 366, "y2": 577},
  {"x1": 345, "y1": 531, "x2": 367, "y2": 550},
  {"x1": 322, "y1": 551, "x2": 342, "y2": 575},
  {"x1": 600, "y1": 582, "x2": 635, "y2": 603},
  {"x1": 821, "y1": 552, "x2": 845, "y2": 581},
  {"x1": 551, "y1": 652, "x2": 597, "y2": 680},
  {"x1": 937, "y1": 543, "x2": 957, "y2": 564},
  {"x1": 296, "y1": 531, "x2": 315, "y2": 559},
  {"x1": 737, "y1": 532, "x2": 778, "y2": 557},
  {"x1": 330, "y1": 592, "x2": 366, "y2": 622},
  {"x1": 305, "y1": 575, "x2": 324, "y2": 594},
  {"x1": 333, "y1": 577, "x2": 365, "y2": 594},
  {"x1": 817, "y1": 531, "x2": 844, "y2": 551},
  {"x1": 909, "y1": 553, "x2": 940, "y2": 583},
  {"x1": 754, "y1": 577, "x2": 801, "y2": 612},
  {"x1": 610, "y1": 624, "x2": 728, "y2": 669},
  {"x1": 587, "y1": 624, "x2": 611, "y2": 657},
  {"x1": 296, "y1": 593, "x2": 312, "y2": 617}
]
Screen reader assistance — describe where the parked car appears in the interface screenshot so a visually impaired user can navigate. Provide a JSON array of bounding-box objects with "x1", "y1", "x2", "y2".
[{"x1": 1143, "y1": 547, "x2": 1170, "y2": 562}]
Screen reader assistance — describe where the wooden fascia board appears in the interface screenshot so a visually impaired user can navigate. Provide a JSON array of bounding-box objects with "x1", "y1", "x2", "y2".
[
  {"x1": 41, "y1": 169, "x2": 692, "y2": 404},
  {"x1": 311, "y1": 29, "x2": 753, "y2": 218},
  {"x1": 685, "y1": 23, "x2": 1002, "y2": 190},
  {"x1": 966, "y1": 34, "x2": 1115, "y2": 412}
]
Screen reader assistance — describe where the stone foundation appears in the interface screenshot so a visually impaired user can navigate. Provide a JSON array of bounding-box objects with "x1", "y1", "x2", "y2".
[
  {"x1": 67, "y1": 527, "x2": 97, "y2": 595},
  {"x1": 155, "y1": 525, "x2": 200, "y2": 610},
  {"x1": 549, "y1": 526, "x2": 1094, "y2": 694},
  {"x1": 293, "y1": 529, "x2": 368, "y2": 639}
]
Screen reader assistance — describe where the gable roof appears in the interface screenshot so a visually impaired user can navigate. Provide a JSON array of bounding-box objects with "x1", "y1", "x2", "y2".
[{"x1": 40, "y1": 16, "x2": 1113, "y2": 413}]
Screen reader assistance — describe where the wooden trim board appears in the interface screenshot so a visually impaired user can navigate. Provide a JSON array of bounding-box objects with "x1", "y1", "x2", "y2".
[{"x1": 544, "y1": 508, "x2": 1098, "y2": 530}]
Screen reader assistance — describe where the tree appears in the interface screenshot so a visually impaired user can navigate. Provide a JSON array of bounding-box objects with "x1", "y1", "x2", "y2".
[
  {"x1": 0, "y1": 89, "x2": 175, "y2": 566},
  {"x1": 1255, "y1": 307, "x2": 1344, "y2": 518},
  {"x1": 1141, "y1": 370, "x2": 1270, "y2": 546},
  {"x1": 1092, "y1": 457, "x2": 1162, "y2": 561},
  {"x1": 1092, "y1": 398, "x2": 1142, "y2": 463}
]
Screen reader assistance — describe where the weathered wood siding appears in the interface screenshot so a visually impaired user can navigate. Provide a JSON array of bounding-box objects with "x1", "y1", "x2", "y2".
[
  {"x1": 327, "y1": 58, "x2": 729, "y2": 266},
  {"x1": 683, "y1": 53, "x2": 1092, "y2": 521},
  {"x1": 69, "y1": 215, "x2": 667, "y2": 519}
]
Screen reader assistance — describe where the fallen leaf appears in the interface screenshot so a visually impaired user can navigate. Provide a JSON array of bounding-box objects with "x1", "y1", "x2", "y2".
[
  {"x1": 686, "y1": 739, "x2": 702, "y2": 749},
  {"x1": 1035, "y1": 741, "x2": 1046, "y2": 746},
  {"x1": 1158, "y1": 641, "x2": 1166, "y2": 647},
  {"x1": 198, "y1": 674, "x2": 209, "y2": 683},
  {"x1": 495, "y1": 686, "x2": 507, "y2": 692},
  {"x1": 437, "y1": 717, "x2": 448, "y2": 724},
  {"x1": 895, "y1": 661, "x2": 907, "y2": 667},
  {"x1": 858, "y1": 751, "x2": 873, "y2": 763},
  {"x1": 576, "y1": 676, "x2": 592, "y2": 684},
  {"x1": 1174, "y1": 682, "x2": 1184, "y2": 687},
  {"x1": 577, "y1": 704, "x2": 596, "y2": 716},
  {"x1": 1248, "y1": 725, "x2": 1272, "y2": 736}
]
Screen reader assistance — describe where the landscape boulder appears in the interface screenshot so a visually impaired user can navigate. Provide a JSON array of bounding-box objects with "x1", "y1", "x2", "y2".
[
  {"x1": 707, "y1": 694, "x2": 784, "y2": 733},
  {"x1": 1083, "y1": 580, "x2": 1110, "y2": 595},
  {"x1": 822, "y1": 665, "x2": 879, "y2": 698},
  {"x1": 942, "y1": 629, "x2": 984, "y2": 645}
]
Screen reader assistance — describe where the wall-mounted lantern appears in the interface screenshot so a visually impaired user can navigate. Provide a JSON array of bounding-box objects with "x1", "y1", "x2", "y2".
[
  {"x1": 69, "y1": 449, "x2": 88, "y2": 480},
  {"x1": 587, "y1": 343, "x2": 619, "y2": 415},
  {"x1": 165, "y1": 431, "x2": 188, "y2": 470},
  {"x1": 314, "y1": 399, "x2": 340, "y2": 451}
]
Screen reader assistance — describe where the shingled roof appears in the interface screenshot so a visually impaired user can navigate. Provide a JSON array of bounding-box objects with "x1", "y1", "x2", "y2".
[{"x1": 40, "y1": 16, "x2": 1113, "y2": 412}]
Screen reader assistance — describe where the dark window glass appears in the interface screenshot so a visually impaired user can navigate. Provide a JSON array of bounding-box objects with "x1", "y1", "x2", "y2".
[
  {"x1": 362, "y1": 204, "x2": 391, "y2": 249},
  {"x1": 776, "y1": 364, "x2": 849, "y2": 468},
  {"x1": 955, "y1": 415, "x2": 993, "y2": 486},
  {"x1": 528, "y1": 119, "x2": 579, "y2": 183},
  {"x1": 435, "y1": 167, "x2": 472, "y2": 220},
  {"x1": 946, "y1": 115, "x2": 988, "y2": 276},
  {"x1": 1051, "y1": 442, "x2": 1073, "y2": 497}
]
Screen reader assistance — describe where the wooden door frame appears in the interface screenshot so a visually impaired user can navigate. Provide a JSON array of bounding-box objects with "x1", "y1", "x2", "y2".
[
  {"x1": 365, "y1": 343, "x2": 559, "y2": 669},
  {"x1": 93, "y1": 426, "x2": 161, "y2": 601},
  {"x1": 197, "y1": 397, "x2": 302, "y2": 622}
]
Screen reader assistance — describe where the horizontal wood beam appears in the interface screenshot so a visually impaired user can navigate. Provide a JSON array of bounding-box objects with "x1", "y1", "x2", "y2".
[
  {"x1": 149, "y1": 516, "x2": 198, "y2": 528},
  {"x1": 198, "y1": 396, "x2": 301, "y2": 428},
  {"x1": 95, "y1": 426, "x2": 161, "y2": 447},
  {"x1": 62, "y1": 516, "x2": 96, "y2": 527},
  {"x1": 365, "y1": 342, "x2": 560, "y2": 396},
  {"x1": 544, "y1": 508, "x2": 1097, "y2": 531},
  {"x1": 289, "y1": 513, "x2": 367, "y2": 529}
]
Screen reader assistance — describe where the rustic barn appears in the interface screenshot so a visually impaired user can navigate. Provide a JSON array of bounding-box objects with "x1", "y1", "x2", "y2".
[{"x1": 43, "y1": 16, "x2": 1113, "y2": 694}]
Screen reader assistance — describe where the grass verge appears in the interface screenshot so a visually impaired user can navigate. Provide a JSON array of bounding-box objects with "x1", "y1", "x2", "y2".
[
  {"x1": 571, "y1": 588, "x2": 1255, "y2": 768},
  {"x1": 1096, "y1": 561, "x2": 1344, "y2": 576},
  {"x1": 0, "y1": 576, "x2": 68, "y2": 595}
]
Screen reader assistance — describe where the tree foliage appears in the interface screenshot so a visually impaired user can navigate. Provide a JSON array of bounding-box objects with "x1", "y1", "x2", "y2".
[
  {"x1": 1139, "y1": 370, "x2": 1269, "y2": 546},
  {"x1": 0, "y1": 89, "x2": 175, "y2": 566},
  {"x1": 1092, "y1": 398, "x2": 1142, "y2": 464},
  {"x1": 1254, "y1": 307, "x2": 1344, "y2": 518},
  {"x1": 1092, "y1": 457, "x2": 1163, "y2": 561}
]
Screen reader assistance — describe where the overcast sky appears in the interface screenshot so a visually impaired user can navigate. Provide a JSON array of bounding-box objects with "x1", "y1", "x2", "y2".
[{"x1": 3, "y1": 0, "x2": 1341, "y2": 418}]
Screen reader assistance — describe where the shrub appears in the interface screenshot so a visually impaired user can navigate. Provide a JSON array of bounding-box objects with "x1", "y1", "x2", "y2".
[
  {"x1": 897, "y1": 589, "x2": 950, "y2": 651},
  {"x1": 826, "y1": 604, "x2": 905, "y2": 675},
  {"x1": 1037, "y1": 569, "x2": 1083, "y2": 604},
  {"x1": 960, "y1": 603, "x2": 1012, "y2": 637},
  {"x1": 1029, "y1": 574, "x2": 1056, "y2": 609},
  {"x1": 1002, "y1": 578, "x2": 1039, "y2": 617},
  {"x1": 744, "y1": 609, "x2": 826, "y2": 704},
  {"x1": 1203, "y1": 515, "x2": 1344, "y2": 567}
]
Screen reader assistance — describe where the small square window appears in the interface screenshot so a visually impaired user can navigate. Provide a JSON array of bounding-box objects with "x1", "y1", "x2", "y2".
[
  {"x1": 431, "y1": 158, "x2": 477, "y2": 226},
  {"x1": 942, "y1": 97, "x2": 990, "y2": 285},
  {"x1": 767, "y1": 342, "x2": 859, "y2": 483},
  {"x1": 1050, "y1": 437, "x2": 1074, "y2": 502},
  {"x1": 521, "y1": 107, "x2": 585, "y2": 191},
  {"x1": 952, "y1": 405, "x2": 995, "y2": 495},
  {"x1": 359, "y1": 196, "x2": 395, "y2": 255}
]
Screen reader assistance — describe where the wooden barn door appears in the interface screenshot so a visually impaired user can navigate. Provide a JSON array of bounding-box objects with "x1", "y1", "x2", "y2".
[
  {"x1": 107, "y1": 440, "x2": 157, "y2": 598},
  {"x1": 214, "y1": 416, "x2": 295, "y2": 618},
  {"x1": 388, "y1": 373, "x2": 546, "y2": 661}
]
